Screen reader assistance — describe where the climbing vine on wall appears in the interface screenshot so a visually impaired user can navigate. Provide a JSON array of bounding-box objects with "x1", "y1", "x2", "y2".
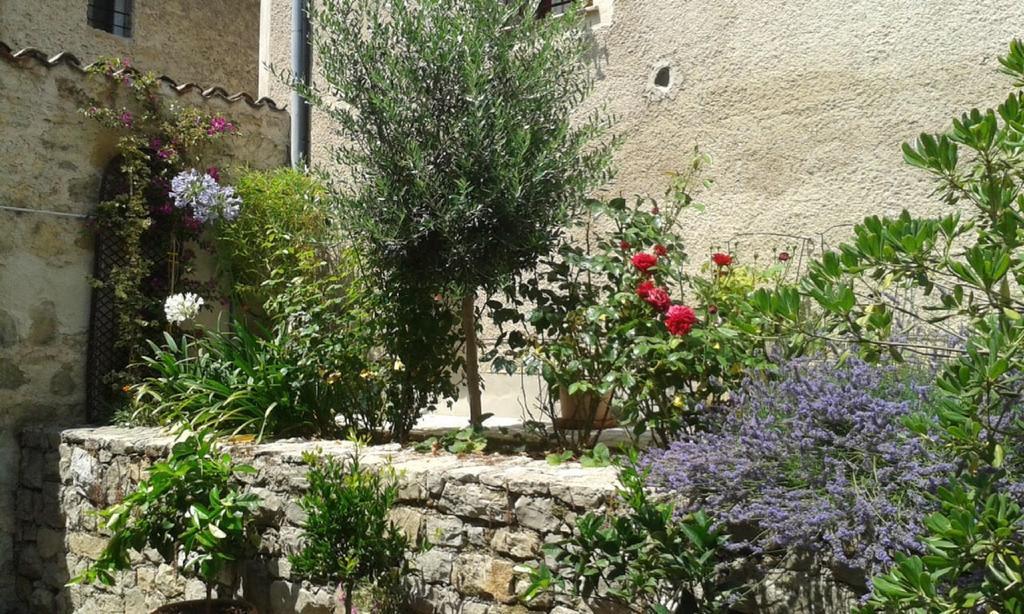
[{"x1": 81, "y1": 58, "x2": 239, "y2": 413}]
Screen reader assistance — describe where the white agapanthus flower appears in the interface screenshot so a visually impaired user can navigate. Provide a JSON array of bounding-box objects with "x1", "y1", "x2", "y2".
[{"x1": 164, "y1": 292, "x2": 205, "y2": 324}]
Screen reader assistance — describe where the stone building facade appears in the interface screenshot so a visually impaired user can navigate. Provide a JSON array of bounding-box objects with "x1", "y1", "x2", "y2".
[
  {"x1": 0, "y1": 44, "x2": 290, "y2": 609},
  {"x1": 0, "y1": 0, "x2": 262, "y2": 93}
]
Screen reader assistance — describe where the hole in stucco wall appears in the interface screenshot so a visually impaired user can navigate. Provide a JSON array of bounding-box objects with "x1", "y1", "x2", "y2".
[{"x1": 654, "y1": 66, "x2": 671, "y2": 89}]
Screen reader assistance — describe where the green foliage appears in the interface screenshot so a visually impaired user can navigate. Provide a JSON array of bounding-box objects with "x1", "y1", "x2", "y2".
[
  {"x1": 70, "y1": 432, "x2": 260, "y2": 597},
  {"x1": 79, "y1": 58, "x2": 236, "y2": 412},
  {"x1": 414, "y1": 427, "x2": 489, "y2": 455},
  {"x1": 290, "y1": 450, "x2": 414, "y2": 614},
  {"x1": 130, "y1": 326, "x2": 335, "y2": 441},
  {"x1": 753, "y1": 39, "x2": 1024, "y2": 612},
  {"x1": 860, "y1": 481, "x2": 1024, "y2": 613},
  {"x1": 215, "y1": 167, "x2": 331, "y2": 308},
  {"x1": 299, "y1": 0, "x2": 615, "y2": 296},
  {"x1": 519, "y1": 458, "x2": 738, "y2": 613},
  {"x1": 495, "y1": 157, "x2": 797, "y2": 448}
]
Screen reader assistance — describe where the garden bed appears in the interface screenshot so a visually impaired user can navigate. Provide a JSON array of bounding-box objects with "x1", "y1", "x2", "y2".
[{"x1": 15, "y1": 425, "x2": 862, "y2": 613}]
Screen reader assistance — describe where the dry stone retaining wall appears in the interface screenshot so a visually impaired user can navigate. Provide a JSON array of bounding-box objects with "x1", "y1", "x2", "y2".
[
  {"x1": 15, "y1": 426, "x2": 863, "y2": 613},
  {"x1": 15, "y1": 426, "x2": 621, "y2": 614}
]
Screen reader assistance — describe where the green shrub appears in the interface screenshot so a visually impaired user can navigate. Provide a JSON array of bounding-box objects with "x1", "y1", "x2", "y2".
[
  {"x1": 298, "y1": 0, "x2": 616, "y2": 427},
  {"x1": 754, "y1": 39, "x2": 1024, "y2": 612},
  {"x1": 291, "y1": 449, "x2": 414, "y2": 614},
  {"x1": 130, "y1": 325, "x2": 336, "y2": 440},
  {"x1": 71, "y1": 432, "x2": 261, "y2": 603},
  {"x1": 215, "y1": 167, "x2": 331, "y2": 310},
  {"x1": 520, "y1": 456, "x2": 739, "y2": 613}
]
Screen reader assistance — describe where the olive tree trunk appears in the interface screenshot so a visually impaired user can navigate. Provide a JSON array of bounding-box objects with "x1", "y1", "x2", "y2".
[{"x1": 461, "y1": 293, "x2": 484, "y2": 430}]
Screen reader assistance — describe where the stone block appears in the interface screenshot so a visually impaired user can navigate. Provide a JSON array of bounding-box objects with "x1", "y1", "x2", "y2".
[
  {"x1": 412, "y1": 548, "x2": 455, "y2": 584},
  {"x1": 514, "y1": 496, "x2": 562, "y2": 533},
  {"x1": 421, "y1": 513, "x2": 463, "y2": 547},
  {"x1": 453, "y1": 553, "x2": 517, "y2": 604},
  {"x1": 437, "y1": 482, "x2": 509, "y2": 523},
  {"x1": 491, "y1": 528, "x2": 541, "y2": 560}
]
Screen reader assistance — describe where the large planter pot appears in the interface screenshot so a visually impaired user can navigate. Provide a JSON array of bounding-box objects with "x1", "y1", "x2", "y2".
[
  {"x1": 557, "y1": 385, "x2": 617, "y2": 429},
  {"x1": 151, "y1": 598, "x2": 258, "y2": 614}
]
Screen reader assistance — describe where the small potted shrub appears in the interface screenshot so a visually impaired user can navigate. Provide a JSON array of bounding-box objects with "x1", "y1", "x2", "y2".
[
  {"x1": 290, "y1": 447, "x2": 416, "y2": 614},
  {"x1": 71, "y1": 432, "x2": 261, "y2": 614}
]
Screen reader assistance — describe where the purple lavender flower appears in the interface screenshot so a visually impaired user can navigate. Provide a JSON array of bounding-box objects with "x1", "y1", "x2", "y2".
[{"x1": 643, "y1": 358, "x2": 955, "y2": 579}]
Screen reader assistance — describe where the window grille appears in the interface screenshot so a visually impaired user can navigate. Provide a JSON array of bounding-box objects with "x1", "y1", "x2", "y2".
[
  {"x1": 536, "y1": 0, "x2": 577, "y2": 18},
  {"x1": 88, "y1": 0, "x2": 133, "y2": 37}
]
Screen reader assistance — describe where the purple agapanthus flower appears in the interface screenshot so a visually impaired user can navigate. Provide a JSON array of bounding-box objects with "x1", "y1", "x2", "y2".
[{"x1": 169, "y1": 169, "x2": 241, "y2": 223}]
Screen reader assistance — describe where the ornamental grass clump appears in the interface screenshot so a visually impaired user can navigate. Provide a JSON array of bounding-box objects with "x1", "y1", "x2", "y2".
[{"x1": 643, "y1": 358, "x2": 954, "y2": 579}]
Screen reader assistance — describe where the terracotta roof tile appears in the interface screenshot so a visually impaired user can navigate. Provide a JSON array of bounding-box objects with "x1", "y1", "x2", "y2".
[{"x1": 0, "y1": 40, "x2": 285, "y2": 112}]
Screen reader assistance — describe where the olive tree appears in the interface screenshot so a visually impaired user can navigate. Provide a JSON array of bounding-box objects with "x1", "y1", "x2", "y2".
[{"x1": 301, "y1": 0, "x2": 615, "y2": 428}]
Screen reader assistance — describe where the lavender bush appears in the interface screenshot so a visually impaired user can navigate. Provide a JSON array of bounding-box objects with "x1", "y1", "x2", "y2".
[{"x1": 643, "y1": 358, "x2": 954, "y2": 579}]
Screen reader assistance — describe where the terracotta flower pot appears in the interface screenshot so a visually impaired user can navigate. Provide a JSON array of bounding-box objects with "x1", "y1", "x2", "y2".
[
  {"x1": 151, "y1": 598, "x2": 258, "y2": 614},
  {"x1": 557, "y1": 385, "x2": 617, "y2": 429}
]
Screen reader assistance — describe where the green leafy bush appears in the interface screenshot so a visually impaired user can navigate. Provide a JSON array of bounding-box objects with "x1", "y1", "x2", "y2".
[
  {"x1": 298, "y1": 0, "x2": 616, "y2": 427},
  {"x1": 753, "y1": 39, "x2": 1024, "y2": 612},
  {"x1": 496, "y1": 160, "x2": 797, "y2": 448},
  {"x1": 71, "y1": 432, "x2": 260, "y2": 603},
  {"x1": 130, "y1": 325, "x2": 336, "y2": 440},
  {"x1": 215, "y1": 167, "x2": 331, "y2": 310},
  {"x1": 520, "y1": 457, "x2": 738, "y2": 613},
  {"x1": 290, "y1": 449, "x2": 415, "y2": 614}
]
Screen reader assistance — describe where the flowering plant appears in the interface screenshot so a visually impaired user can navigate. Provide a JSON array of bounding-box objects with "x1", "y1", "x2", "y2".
[
  {"x1": 79, "y1": 57, "x2": 240, "y2": 415},
  {"x1": 163, "y1": 292, "x2": 205, "y2": 324},
  {"x1": 496, "y1": 155, "x2": 790, "y2": 447},
  {"x1": 643, "y1": 358, "x2": 954, "y2": 580}
]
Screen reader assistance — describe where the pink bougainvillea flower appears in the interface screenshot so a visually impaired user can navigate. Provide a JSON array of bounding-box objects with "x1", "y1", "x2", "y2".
[
  {"x1": 644, "y1": 287, "x2": 672, "y2": 312},
  {"x1": 208, "y1": 116, "x2": 235, "y2": 135},
  {"x1": 157, "y1": 147, "x2": 175, "y2": 160},
  {"x1": 654, "y1": 244, "x2": 668, "y2": 257},
  {"x1": 665, "y1": 304, "x2": 697, "y2": 336},
  {"x1": 206, "y1": 166, "x2": 221, "y2": 182},
  {"x1": 118, "y1": 111, "x2": 133, "y2": 127},
  {"x1": 631, "y1": 252, "x2": 658, "y2": 273},
  {"x1": 711, "y1": 252, "x2": 733, "y2": 267},
  {"x1": 777, "y1": 251, "x2": 791, "y2": 262}
]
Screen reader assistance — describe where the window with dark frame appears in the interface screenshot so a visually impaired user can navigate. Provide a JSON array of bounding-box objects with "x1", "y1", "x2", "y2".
[
  {"x1": 536, "y1": 0, "x2": 577, "y2": 18},
  {"x1": 88, "y1": 0, "x2": 133, "y2": 37}
]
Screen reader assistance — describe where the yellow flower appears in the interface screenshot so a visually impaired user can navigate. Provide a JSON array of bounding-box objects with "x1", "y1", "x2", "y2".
[
  {"x1": 672, "y1": 395, "x2": 685, "y2": 408},
  {"x1": 360, "y1": 369, "x2": 374, "y2": 380}
]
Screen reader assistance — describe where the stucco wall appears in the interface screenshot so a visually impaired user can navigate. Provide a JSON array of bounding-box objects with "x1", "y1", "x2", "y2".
[
  {"x1": 0, "y1": 48, "x2": 289, "y2": 608},
  {"x1": 0, "y1": 0, "x2": 262, "y2": 93}
]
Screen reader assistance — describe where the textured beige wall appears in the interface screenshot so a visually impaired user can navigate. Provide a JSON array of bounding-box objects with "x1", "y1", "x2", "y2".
[
  {"x1": 0, "y1": 51, "x2": 289, "y2": 604},
  {"x1": 0, "y1": 0, "x2": 262, "y2": 93},
  {"x1": 261, "y1": 0, "x2": 1024, "y2": 418}
]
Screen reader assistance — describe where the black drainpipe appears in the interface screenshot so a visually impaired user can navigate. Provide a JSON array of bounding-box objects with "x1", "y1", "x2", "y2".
[{"x1": 291, "y1": 0, "x2": 311, "y2": 166}]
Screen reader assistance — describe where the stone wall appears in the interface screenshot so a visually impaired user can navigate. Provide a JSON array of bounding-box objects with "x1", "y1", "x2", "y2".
[
  {"x1": 1, "y1": 0, "x2": 261, "y2": 94},
  {"x1": 0, "y1": 47, "x2": 289, "y2": 608},
  {"x1": 16, "y1": 426, "x2": 621, "y2": 614},
  {"x1": 15, "y1": 426, "x2": 863, "y2": 614}
]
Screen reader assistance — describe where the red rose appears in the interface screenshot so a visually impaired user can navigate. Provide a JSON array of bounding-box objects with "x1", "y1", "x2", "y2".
[
  {"x1": 631, "y1": 253, "x2": 658, "y2": 272},
  {"x1": 665, "y1": 304, "x2": 697, "y2": 336},
  {"x1": 711, "y1": 252, "x2": 733, "y2": 267},
  {"x1": 777, "y1": 251, "x2": 791, "y2": 262},
  {"x1": 644, "y1": 287, "x2": 672, "y2": 312},
  {"x1": 654, "y1": 244, "x2": 668, "y2": 257},
  {"x1": 636, "y1": 279, "x2": 655, "y2": 298},
  {"x1": 620, "y1": 240, "x2": 631, "y2": 250}
]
